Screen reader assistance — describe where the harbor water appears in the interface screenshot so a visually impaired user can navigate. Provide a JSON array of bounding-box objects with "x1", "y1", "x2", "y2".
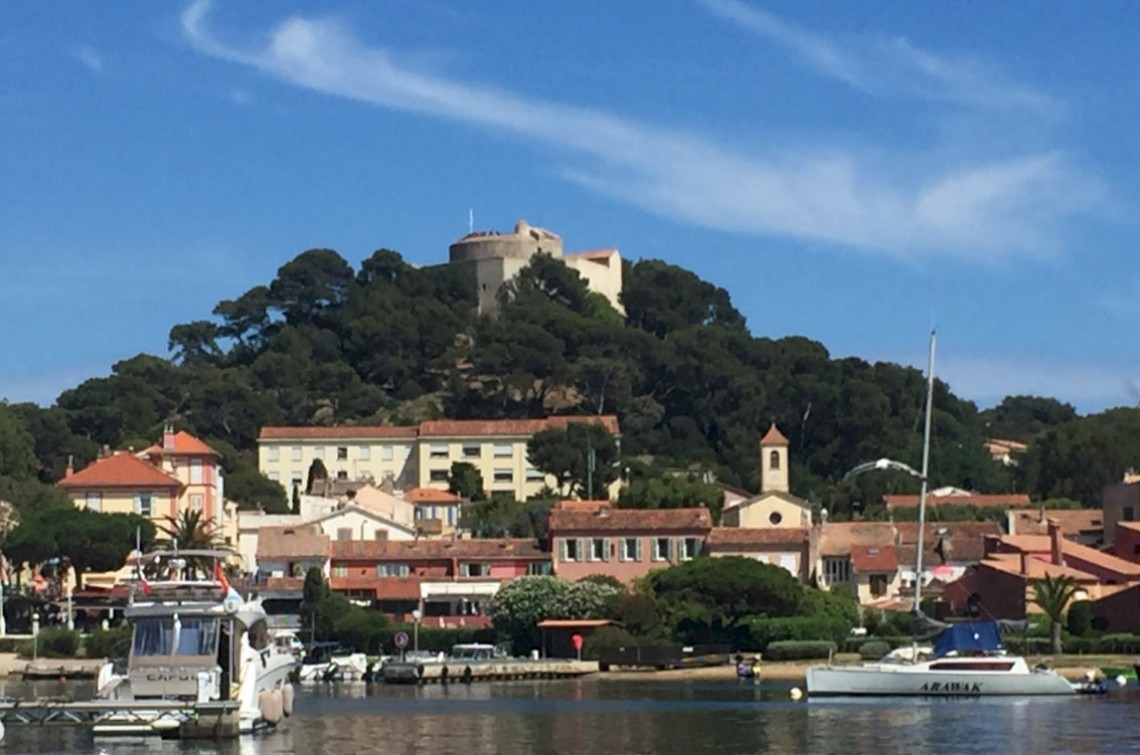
[{"x1": 1, "y1": 678, "x2": 1138, "y2": 753}]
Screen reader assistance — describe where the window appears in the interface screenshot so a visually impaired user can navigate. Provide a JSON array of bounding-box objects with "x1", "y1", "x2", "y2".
[
  {"x1": 493, "y1": 443, "x2": 513, "y2": 458},
  {"x1": 133, "y1": 617, "x2": 175, "y2": 656},
  {"x1": 190, "y1": 494, "x2": 203, "y2": 513},
  {"x1": 779, "y1": 554, "x2": 798, "y2": 575},
  {"x1": 337, "y1": 447, "x2": 348, "y2": 461},
  {"x1": 620, "y1": 537, "x2": 641, "y2": 562},
  {"x1": 825, "y1": 557, "x2": 851, "y2": 584},
  {"x1": 460, "y1": 562, "x2": 489, "y2": 577},
  {"x1": 314, "y1": 446, "x2": 326, "y2": 460},
  {"x1": 189, "y1": 459, "x2": 203, "y2": 484},
  {"x1": 336, "y1": 470, "x2": 348, "y2": 480},
  {"x1": 290, "y1": 474, "x2": 303, "y2": 488},
  {"x1": 333, "y1": 565, "x2": 348, "y2": 578},
  {"x1": 525, "y1": 467, "x2": 545, "y2": 482},
  {"x1": 268, "y1": 471, "x2": 280, "y2": 482},
  {"x1": 680, "y1": 537, "x2": 701, "y2": 561},
  {"x1": 446, "y1": 506, "x2": 457, "y2": 526},
  {"x1": 267, "y1": 447, "x2": 280, "y2": 462},
  {"x1": 462, "y1": 444, "x2": 481, "y2": 458},
  {"x1": 652, "y1": 537, "x2": 672, "y2": 562},
  {"x1": 1126, "y1": 507, "x2": 1136, "y2": 522},
  {"x1": 769, "y1": 450, "x2": 781, "y2": 470},
  {"x1": 291, "y1": 446, "x2": 302, "y2": 462},
  {"x1": 175, "y1": 617, "x2": 219, "y2": 657},
  {"x1": 493, "y1": 469, "x2": 513, "y2": 483},
  {"x1": 85, "y1": 492, "x2": 101, "y2": 512},
  {"x1": 381, "y1": 446, "x2": 394, "y2": 461},
  {"x1": 429, "y1": 469, "x2": 449, "y2": 482},
  {"x1": 358, "y1": 446, "x2": 370, "y2": 461},
  {"x1": 337, "y1": 528, "x2": 352, "y2": 542},
  {"x1": 769, "y1": 511, "x2": 783, "y2": 526},
  {"x1": 562, "y1": 538, "x2": 582, "y2": 562},
  {"x1": 528, "y1": 562, "x2": 552, "y2": 576},
  {"x1": 415, "y1": 507, "x2": 424, "y2": 520},
  {"x1": 377, "y1": 564, "x2": 410, "y2": 577},
  {"x1": 589, "y1": 538, "x2": 609, "y2": 562},
  {"x1": 870, "y1": 574, "x2": 888, "y2": 597},
  {"x1": 429, "y1": 443, "x2": 449, "y2": 459},
  {"x1": 135, "y1": 493, "x2": 153, "y2": 518}
]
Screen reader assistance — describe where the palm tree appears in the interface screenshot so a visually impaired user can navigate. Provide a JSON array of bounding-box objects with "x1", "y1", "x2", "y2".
[
  {"x1": 159, "y1": 509, "x2": 220, "y2": 550},
  {"x1": 1032, "y1": 574, "x2": 1078, "y2": 655}
]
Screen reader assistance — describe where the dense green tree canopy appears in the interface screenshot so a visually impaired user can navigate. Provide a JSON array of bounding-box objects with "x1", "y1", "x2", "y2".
[{"x1": 4, "y1": 243, "x2": 1120, "y2": 516}]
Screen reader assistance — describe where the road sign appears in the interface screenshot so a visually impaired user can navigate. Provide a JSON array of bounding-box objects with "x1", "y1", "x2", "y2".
[{"x1": 394, "y1": 631, "x2": 409, "y2": 649}]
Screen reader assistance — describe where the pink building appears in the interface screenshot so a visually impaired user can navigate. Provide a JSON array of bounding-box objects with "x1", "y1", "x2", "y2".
[
  {"x1": 141, "y1": 427, "x2": 226, "y2": 523},
  {"x1": 548, "y1": 501, "x2": 712, "y2": 584}
]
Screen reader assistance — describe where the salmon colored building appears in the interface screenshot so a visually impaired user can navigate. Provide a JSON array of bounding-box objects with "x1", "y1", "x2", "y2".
[{"x1": 548, "y1": 501, "x2": 712, "y2": 585}]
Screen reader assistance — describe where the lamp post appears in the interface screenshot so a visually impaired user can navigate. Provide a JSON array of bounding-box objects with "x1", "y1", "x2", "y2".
[
  {"x1": 31, "y1": 613, "x2": 40, "y2": 661},
  {"x1": 412, "y1": 609, "x2": 422, "y2": 653}
]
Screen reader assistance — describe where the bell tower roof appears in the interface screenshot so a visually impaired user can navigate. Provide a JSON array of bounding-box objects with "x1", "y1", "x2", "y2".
[{"x1": 760, "y1": 424, "x2": 789, "y2": 447}]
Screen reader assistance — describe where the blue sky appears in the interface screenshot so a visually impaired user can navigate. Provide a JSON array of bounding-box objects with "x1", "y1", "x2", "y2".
[{"x1": 2, "y1": 1, "x2": 1138, "y2": 413}]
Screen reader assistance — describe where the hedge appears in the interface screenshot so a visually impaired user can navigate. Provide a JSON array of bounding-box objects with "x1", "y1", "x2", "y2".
[
  {"x1": 763, "y1": 641, "x2": 837, "y2": 661},
  {"x1": 857, "y1": 640, "x2": 891, "y2": 660},
  {"x1": 84, "y1": 625, "x2": 133, "y2": 659},
  {"x1": 375, "y1": 625, "x2": 498, "y2": 655},
  {"x1": 17, "y1": 627, "x2": 80, "y2": 659},
  {"x1": 748, "y1": 616, "x2": 850, "y2": 651}
]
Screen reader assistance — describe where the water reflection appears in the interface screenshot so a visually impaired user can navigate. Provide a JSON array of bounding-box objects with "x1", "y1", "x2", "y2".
[{"x1": 0, "y1": 678, "x2": 1133, "y2": 754}]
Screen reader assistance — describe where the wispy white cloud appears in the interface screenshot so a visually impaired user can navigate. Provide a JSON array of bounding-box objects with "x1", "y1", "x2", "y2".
[
  {"x1": 70, "y1": 45, "x2": 104, "y2": 74},
  {"x1": 179, "y1": 1, "x2": 1103, "y2": 261},
  {"x1": 228, "y1": 88, "x2": 253, "y2": 106},
  {"x1": 699, "y1": 0, "x2": 1055, "y2": 113}
]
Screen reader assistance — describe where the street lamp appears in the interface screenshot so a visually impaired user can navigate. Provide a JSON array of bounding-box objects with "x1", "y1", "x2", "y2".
[{"x1": 411, "y1": 608, "x2": 422, "y2": 653}]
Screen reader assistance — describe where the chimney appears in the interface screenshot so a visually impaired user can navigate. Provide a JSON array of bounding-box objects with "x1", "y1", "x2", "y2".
[
  {"x1": 65, "y1": 454, "x2": 74, "y2": 478},
  {"x1": 1047, "y1": 518, "x2": 1064, "y2": 566},
  {"x1": 163, "y1": 424, "x2": 175, "y2": 451}
]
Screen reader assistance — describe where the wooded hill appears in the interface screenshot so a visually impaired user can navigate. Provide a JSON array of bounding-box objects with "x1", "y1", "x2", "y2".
[{"x1": 0, "y1": 246, "x2": 1131, "y2": 517}]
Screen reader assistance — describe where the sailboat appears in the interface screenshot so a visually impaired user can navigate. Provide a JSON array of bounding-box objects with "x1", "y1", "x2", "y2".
[{"x1": 805, "y1": 332, "x2": 1079, "y2": 697}]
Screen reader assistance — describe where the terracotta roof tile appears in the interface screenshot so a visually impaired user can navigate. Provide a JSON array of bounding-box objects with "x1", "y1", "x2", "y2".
[
  {"x1": 884, "y1": 493, "x2": 1031, "y2": 510},
  {"x1": 158, "y1": 431, "x2": 218, "y2": 456},
  {"x1": 555, "y1": 499, "x2": 613, "y2": 510},
  {"x1": 819, "y1": 522, "x2": 896, "y2": 557},
  {"x1": 259, "y1": 425, "x2": 418, "y2": 441},
  {"x1": 706, "y1": 527, "x2": 809, "y2": 547},
  {"x1": 850, "y1": 544, "x2": 899, "y2": 573},
  {"x1": 60, "y1": 452, "x2": 182, "y2": 490},
  {"x1": 331, "y1": 538, "x2": 547, "y2": 561},
  {"x1": 1008, "y1": 508, "x2": 1103, "y2": 537},
  {"x1": 549, "y1": 506, "x2": 710, "y2": 533},
  {"x1": 419, "y1": 415, "x2": 619, "y2": 438},
  {"x1": 406, "y1": 487, "x2": 461, "y2": 504},
  {"x1": 257, "y1": 524, "x2": 330, "y2": 560},
  {"x1": 760, "y1": 424, "x2": 789, "y2": 446},
  {"x1": 893, "y1": 522, "x2": 1002, "y2": 564},
  {"x1": 979, "y1": 554, "x2": 1099, "y2": 582},
  {"x1": 993, "y1": 534, "x2": 1140, "y2": 578}
]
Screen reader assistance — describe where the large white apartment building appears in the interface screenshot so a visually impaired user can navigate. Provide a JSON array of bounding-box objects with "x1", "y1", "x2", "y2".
[{"x1": 258, "y1": 416, "x2": 621, "y2": 501}]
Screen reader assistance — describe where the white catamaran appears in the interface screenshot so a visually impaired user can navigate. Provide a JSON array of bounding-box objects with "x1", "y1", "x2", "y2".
[
  {"x1": 806, "y1": 332, "x2": 1079, "y2": 698},
  {"x1": 94, "y1": 549, "x2": 300, "y2": 735}
]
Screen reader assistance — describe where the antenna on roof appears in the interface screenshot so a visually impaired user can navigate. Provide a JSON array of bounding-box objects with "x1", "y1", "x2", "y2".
[{"x1": 469, "y1": 208, "x2": 474, "y2": 234}]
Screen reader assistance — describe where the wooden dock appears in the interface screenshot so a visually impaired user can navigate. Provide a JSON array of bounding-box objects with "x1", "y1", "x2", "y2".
[{"x1": 382, "y1": 660, "x2": 599, "y2": 685}]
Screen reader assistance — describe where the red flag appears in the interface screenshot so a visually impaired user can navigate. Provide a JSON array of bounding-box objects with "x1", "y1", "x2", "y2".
[
  {"x1": 214, "y1": 560, "x2": 230, "y2": 592},
  {"x1": 139, "y1": 574, "x2": 151, "y2": 596}
]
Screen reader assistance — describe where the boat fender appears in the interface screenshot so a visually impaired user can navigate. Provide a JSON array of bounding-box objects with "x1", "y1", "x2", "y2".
[
  {"x1": 440, "y1": 665, "x2": 449, "y2": 684},
  {"x1": 462, "y1": 666, "x2": 473, "y2": 683},
  {"x1": 282, "y1": 683, "x2": 295, "y2": 717},
  {"x1": 259, "y1": 690, "x2": 284, "y2": 725},
  {"x1": 416, "y1": 664, "x2": 425, "y2": 679}
]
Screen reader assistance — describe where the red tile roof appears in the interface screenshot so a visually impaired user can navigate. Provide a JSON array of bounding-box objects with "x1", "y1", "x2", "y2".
[
  {"x1": 556, "y1": 499, "x2": 613, "y2": 510},
  {"x1": 419, "y1": 415, "x2": 620, "y2": 438},
  {"x1": 330, "y1": 538, "x2": 547, "y2": 561},
  {"x1": 884, "y1": 493, "x2": 1031, "y2": 510},
  {"x1": 330, "y1": 574, "x2": 422, "y2": 600},
  {"x1": 406, "y1": 487, "x2": 461, "y2": 504},
  {"x1": 150, "y1": 431, "x2": 219, "y2": 456},
  {"x1": 1008, "y1": 508, "x2": 1103, "y2": 537},
  {"x1": 760, "y1": 424, "x2": 789, "y2": 446},
  {"x1": 549, "y1": 506, "x2": 711, "y2": 533},
  {"x1": 850, "y1": 544, "x2": 899, "y2": 572},
  {"x1": 893, "y1": 522, "x2": 1002, "y2": 564},
  {"x1": 994, "y1": 534, "x2": 1140, "y2": 578},
  {"x1": 59, "y1": 452, "x2": 182, "y2": 490},
  {"x1": 980, "y1": 554, "x2": 1099, "y2": 582},
  {"x1": 259, "y1": 425, "x2": 418, "y2": 440},
  {"x1": 706, "y1": 527, "x2": 809, "y2": 547},
  {"x1": 257, "y1": 524, "x2": 330, "y2": 560},
  {"x1": 819, "y1": 522, "x2": 896, "y2": 557}
]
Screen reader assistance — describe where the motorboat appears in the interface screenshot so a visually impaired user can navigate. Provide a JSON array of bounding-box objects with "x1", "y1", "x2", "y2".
[
  {"x1": 94, "y1": 549, "x2": 300, "y2": 736},
  {"x1": 296, "y1": 641, "x2": 370, "y2": 683}
]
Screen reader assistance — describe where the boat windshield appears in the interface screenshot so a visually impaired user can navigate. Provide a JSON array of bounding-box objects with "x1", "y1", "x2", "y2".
[{"x1": 132, "y1": 617, "x2": 220, "y2": 657}]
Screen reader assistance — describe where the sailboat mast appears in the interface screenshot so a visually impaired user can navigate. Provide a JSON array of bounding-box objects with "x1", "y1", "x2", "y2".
[{"x1": 912, "y1": 330, "x2": 936, "y2": 612}]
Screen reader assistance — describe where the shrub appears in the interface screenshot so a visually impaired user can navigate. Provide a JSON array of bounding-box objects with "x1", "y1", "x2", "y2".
[
  {"x1": 840, "y1": 636, "x2": 909, "y2": 653},
  {"x1": 581, "y1": 626, "x2": 640, "y2": 661},
  {"x1": 19, "y1": 627, "x2": 80, "y2": 659},
  {"x1": 84, "y1": 625, "x2": 132, "y2": 659},
  {"x1": 748, "y1": 616, "x2": 850, "y2": 650},
  {"x1": 857, "y1": 640, "x2": 891, "y2": 660},
  {"x1": 1067, "y1": 601, "x2": 1093, "y2": 638},
  {"x1": 763, "y1": 641, "x2": 837, "y2": 661}
]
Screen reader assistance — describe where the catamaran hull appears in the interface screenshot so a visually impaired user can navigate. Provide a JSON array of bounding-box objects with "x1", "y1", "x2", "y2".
[{"x1": 806, "y1": 666, "x2": 1076, "y2": 697}]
